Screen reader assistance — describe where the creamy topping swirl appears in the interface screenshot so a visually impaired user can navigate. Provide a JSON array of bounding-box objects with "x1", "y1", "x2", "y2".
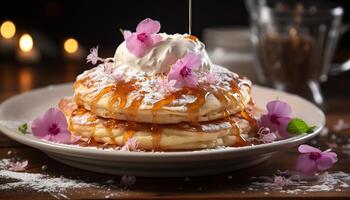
[{"x1": 113, "y1": 33, "x2": 213, "y2": 75}]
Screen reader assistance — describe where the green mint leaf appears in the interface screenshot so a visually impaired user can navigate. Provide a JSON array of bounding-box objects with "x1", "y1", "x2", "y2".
[
  {"x1": 18, "y1": 123, "x2": 28, "y2": 134},
  {"x1": 307, "y1": 126, "x2": 316, "y2": 134},
  {"x1": 287, "y1": 118, "x2": 309, "y2": 134}
]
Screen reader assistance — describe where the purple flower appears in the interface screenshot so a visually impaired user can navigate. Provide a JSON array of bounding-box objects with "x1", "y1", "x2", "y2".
[
  {"x1": 121, "y1": 138, "x2": 139, "y2": 151},
  {"x1": 7, "y1": 160, "x2": 28, "y2": 172},
  {"x1": 257, "y1": 127, "x2": 277, "y2": 143},
  {"x1": 260, "y1": 100, "x2": 292, "y2": 138},
  {"x1": 204, "y1": 72, "x2": 219, "y2": 84},
  {"x1": 157, "y1": 77, "x2": 176, "y2": 93},
  {"x1": 168, "y1": 52, "x2": 201, "y2": 88},
  {"x1": 31, "y1": 108, "x2": 78, "y2": 144},
  {"x1": 296, "y1": 144, "x2": 338, "y2": 175},
  {"x1": 124, "y1": 18, "x2": 162, "y2": 57}
]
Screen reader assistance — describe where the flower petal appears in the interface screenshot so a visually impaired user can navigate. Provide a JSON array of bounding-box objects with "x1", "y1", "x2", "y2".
[
  {"x1": 183, "y1": 74, "x2": 199, "y2": 87},
  {"x1": 322, "y1": 152, "x2": 338, "y2": 163},
  {"x1": 31, "y1": 116, "x2": 51, "y2": 138},
  {"x1": 151, "y1": 34, "x2": 162, "y2": 45},
  {"x1": 277, "y1": 116, "x2": 291, "y2": 138},
  {"x1": 266, "y1": 100, "x2": 292, "y2": 118},
  {"x1": 298, "y1": 144, "x2": 322, "y2": 154},
  {"x1": 182, "y1": 52, "x2": 201, "y2": 69},
  {"x1": 296, "y1": 154, "x2": 318, "y2": 174},
  {"x1": 316, "y1": 156, "x2": 334, "y2": 171},
  {"x1": 125, "y1": 34, "x2": 152, "y2": 57},
  {"x1": 51, "y1": 131, "x2": 74, "y2": 144},
  {"x1": 123, "y1": 30, "x2": 132, "y2": 40},
  {"x1": 136, "y1": 18, "x2": 161, "y2": 34},
  {"x1": 259, "y1": 114, "x2": 278, "y2": 132}
]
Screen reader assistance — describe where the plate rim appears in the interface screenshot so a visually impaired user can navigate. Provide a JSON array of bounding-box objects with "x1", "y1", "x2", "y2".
[{"x1": 0, "y1": 83, "x2": 325, "y2": 160}]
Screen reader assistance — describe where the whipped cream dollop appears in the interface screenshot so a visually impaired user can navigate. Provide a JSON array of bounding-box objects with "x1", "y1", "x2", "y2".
[{"x1": 113, "y1": 33, "x2": 213, "y2": 75}]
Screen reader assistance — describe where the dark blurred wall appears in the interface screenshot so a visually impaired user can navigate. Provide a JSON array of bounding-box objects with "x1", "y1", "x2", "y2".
[{"x1": 1, "y1": 0, "x2": 350, "y2": 52}]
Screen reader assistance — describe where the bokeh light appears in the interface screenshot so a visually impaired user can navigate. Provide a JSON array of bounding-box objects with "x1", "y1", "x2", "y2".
[
  {"x1": 64, "y1": 38, "x2": 79, "y2": 54},
  {"x1": 0, "y1": 21, "x2": 16, "y2": 39},
  {"x1": 19, "y1": 34, "x2": 34, "y2": 52}
]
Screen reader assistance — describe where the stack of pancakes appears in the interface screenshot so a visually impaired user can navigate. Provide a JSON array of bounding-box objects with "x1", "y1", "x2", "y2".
[{"x1": 59, "y1": 34, "x2": 259, "y2": 151}]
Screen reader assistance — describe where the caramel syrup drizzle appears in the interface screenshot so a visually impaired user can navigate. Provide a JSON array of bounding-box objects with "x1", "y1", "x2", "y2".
[{"x1": 77, "y1": 75, "x2": 256, "y2": 149}]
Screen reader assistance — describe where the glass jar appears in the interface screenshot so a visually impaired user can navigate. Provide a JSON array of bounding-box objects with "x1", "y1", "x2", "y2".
[{"x1": 203, "y1": 27, "x2": 263, "y2": 84}]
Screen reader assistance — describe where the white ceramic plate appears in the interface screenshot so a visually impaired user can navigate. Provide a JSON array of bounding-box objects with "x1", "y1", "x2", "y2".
[{"x1": 0, "y1": 84, "x2": 325, "y2": 177}]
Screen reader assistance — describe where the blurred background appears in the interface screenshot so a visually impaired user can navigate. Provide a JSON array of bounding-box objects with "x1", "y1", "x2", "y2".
[{"x1": 1, "y1": 0, "x2": 350, "y2": 111}]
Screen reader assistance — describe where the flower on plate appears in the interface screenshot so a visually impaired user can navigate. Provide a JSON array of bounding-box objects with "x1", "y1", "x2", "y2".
[
  {"x1": 157, "y1": 77, "x2": 176, "y2": 93},
  {"x1": 31, "y1": 108, "x2": 79, "y2": 144},
  {"x1": 87, "y1": 46, "x2": 115, "y2": 74},
  {"x1": 121, "y1": 138, "x2": 139, "y2": 151},
  {"x1": 86, "y1": 46, "x2": 102, "y2": 65},
  {"x1": 124, "y1": 18, "x2": 162, "y2": 57},
  {"x1": 257, "y1": 127, "x2": 277, "y2": 144},
  {"x1": 113, "y1": 72, "x2": 125, "y2": 82},
  {"x1": 259, "y1": 100, "x2": 292, "y2": 138},
  {"x1": 7, "y1": 160, "x2": 28, "y2": 172},
  {"x1": 296, "y1": 144, "x2": 338, "y2": 175},
  {"x1": 204, "y1": 72, "x2": 219, "y2": 84},
  {"x1": 168, "y1": 52, "x2": 201, "y2": 88}
]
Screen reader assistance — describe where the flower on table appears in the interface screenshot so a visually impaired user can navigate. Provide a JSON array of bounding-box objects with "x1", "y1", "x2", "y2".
[
  {"x1": 168, "y1": 52, "x2": 201, "y2": 88},
  {"x1": 31, "y1": 108, "x2": 79, "y2": 144},
  {"x1": 273, "y1": 175, "x2": 290, "y2": 187},
  {"x1": 121, "y1": 138, "x2": 139, "y2": 151},
  {"x1": 124, "y1": 18, "x2": 162, "y2": 58},
  {"x1": 6, "y1": 159, "x2": 28, "y2": 172},
  {"x1": 259, "y1": 100, "x2": 292, "y2": 138},
  {"x1": 157, "y1": 77, "x2": 176, "y2": 93},
  {"x1": 296, "y1": 144, "x2": 338, "y2": 175}
]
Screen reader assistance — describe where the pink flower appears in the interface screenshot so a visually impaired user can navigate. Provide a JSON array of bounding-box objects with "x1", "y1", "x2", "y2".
[
  {"x1": 121, "y1": 138, "x2": 139, "y2": 151},
  {"x1": 296, "y1": 144, "x2": 338, "y2": 175},
  {"x1": 157, "y1": 77, "x2": 176, "y2": 93},
  {"x1": 7, "y1": 160, "x2": 28, "y2": 172},
  {"x1": 124, "y1": 18, "x2": 162, "y2": 57},
  {"x1": 273, "y1": 176, "x2": 289, "y2": 187},
  {"x1": 103, "y1": 62, "x2": 114, "y2": 74},
  {"x1": 86, "y1": 46, "x2": 102, "y2": 65},
  {"x1": 204, "y1": 72, "x2": 219, "y2": 84},
  {"x1": 113, "y1": 72, "x2": 125, "y2": 82},
  {"x1": 168, "y1": 52, "x2": 201, "y2": 88},
  {"x1": 257, "y1": 127, "x2": 277, "y2": 143},
  {"x1": 260, "y1": 100, "x2": 292, "y2": 138},
  {"x1": 120, "y1": 175, "x2": 136, "y2": 187},
  {"x1": 87, "y1": 46, "x2": 115, "y2": 74},
  {"x1": 31, "y1": 108, "x2": 78, "y2": 144}
]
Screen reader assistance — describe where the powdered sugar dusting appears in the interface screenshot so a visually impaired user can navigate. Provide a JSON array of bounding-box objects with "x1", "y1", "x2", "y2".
[
  {"x1": 76, "y1": 63, "x2": 250, "y2": 109},
  {"x1": 0, "y1": 159, "x2": 100, "y2": 198},
  {"x1": 247, "y1": 171, "x2": 350, "y2": 194}
]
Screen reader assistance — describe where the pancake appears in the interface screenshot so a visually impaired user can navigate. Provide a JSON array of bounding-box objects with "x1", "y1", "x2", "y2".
[
  {"x1": 74, "y1": 64, "x2": 252, "y2": 124},
  {"x1": 59, "y1": 98, "x2": 258, "y2": 150}
]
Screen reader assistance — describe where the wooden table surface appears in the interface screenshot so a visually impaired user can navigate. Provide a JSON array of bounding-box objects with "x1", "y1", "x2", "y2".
[{"x1": 0, "y1": 62, "x2": 350, "y2": 199}]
